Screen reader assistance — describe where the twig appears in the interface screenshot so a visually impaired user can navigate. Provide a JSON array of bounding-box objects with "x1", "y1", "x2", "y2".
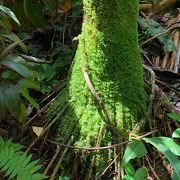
[
  {"x1": 155, "y1": 79, "x2": 179, "y2": 93},
  {"x1": 26, "y1": 104, "x2": 68, "y2": 152},
  {"x1": 174, "y1": 40, "x2": 180, "y2": 73},
  {"x1": 46, "y1": 131, "x2": 157, "y2": 151},
  {"x1": 82, "y1": 64, "x2": 101, "y2": 103},
  {"x1": 143, "y1": 65, "x2": 156, "y2": 94},
  {"x1": 115, "y1": 147, "x2": 121, "y2": 180},
  {"x1": 44, "y1": 145, "x2": 61, "y2": 175},
  {"x1": 96, "y1": 150, "x2": 122, "y2": 180},
  {"x1": 50, "y1": 137, "x2": 73, "y2": 180},
  {"x1": 62, "y1": 13, "x2": 68, "y2": 44},
  {"x1": 85, "y1": 125, "x2": 104, "y2": 180},
  {"x1": 162, "y1": 54, "x2": 169, "y2": 69},
  {"x1": 20, "y1": 54, "x2": 52, "y2": 64},
  {"x1": 120, "y1": 136, "x2": 125, "y2": 179},
  {"x1": 25, "y1": 98, "x2": 55, "y2": 126},
  {"x1": 39, "y1": 80, "x2": 67, "y2": 105},
  {"x1": 143, "y1": 64, "x2": 156, "y2": 113},
  {"x1": 139, "y1": 25, "x2": 180, "y2": 47},
  {"x1": 145, "y1": 156, "x2": 160, "y2": 180}
]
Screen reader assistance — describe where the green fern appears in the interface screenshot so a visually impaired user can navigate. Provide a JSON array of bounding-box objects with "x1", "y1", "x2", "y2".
[{"x1": 0, "y1": 136, "x2": 47, "y2": 180}]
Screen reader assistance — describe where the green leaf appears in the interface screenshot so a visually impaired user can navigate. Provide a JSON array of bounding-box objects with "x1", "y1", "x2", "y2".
[
  {"x1": 20, "y1": 87, "x2": 39, "y2": 110},
  {"x1": 32, "y1": 173, "x2": 47, "y2": 180},
  {"x1": 123, "y1": 176, "x2": 135, "y2": 180},
  {"x1": 135, "y1": 167, "x2": 148, "y2": 179},
  {"x1": 18, "y1": 78, "x2": 40, "y2": 90},
  {"x1": 144, "y1": 137, "x2": 180, "y2": 156},
  {"x1": 20, "y1": 154, "x2": 32, "y2": 168},
  {"x1": 0, "y1": 11, "x2": 12, "y2": 31},
  {"x1": 12, "y1": 143, "x2": 23, "y2": 152},
  {"x1": 0, "y1": 86, "x2": 7, "y2": 119},
  {"x1": 0, "y1": 146, "x2": 9, "y2": 168},
  {"x1": 18, "y1": 103, "x2": 27, "y2": 122},
  {"x1": 3, "y1": 83, "x2": 21, "y2": 119},
  {"x1": 1, "y1": 56, "x2": 33, "y2": 78},
  {"x1": 0, "y1": 40, "x2": 25, "y2": 58},
  {"x1": 1, "y1": 70, "x2": 12, "y2": 79},
  {"x1": 17, "y1": 169, "x2": 30, "y2": 180},
  {"x1": 0, "y1": 137, "x2": 45, "y2": 179},
  {"x1": 4, "y1": 147, "x2": 15, "y2": 177},
  {"x1": 25, "y1": 159, "x2": 40, "y2": 171},
  {"x1": 42, "y1": 64, "x2": 57, "y2": 81},
  {"x1": 72, "y1": 0, "x2": 82, "y2": 6},
  {"x1": 139, "y1": 18, "x2": 176, "y2": 52},
  {"x1": 172, "y1": 171, "x2": 179, "y2": 180},
  {"x1": 144, "y1": 137, "x2": 180, "y2": 179},
  {"x1": 0, "y1": 5, "x2": 20, "y2": 25},
  {"x1": 9, "y1": 155, "x2": 24, "y2": 179},
  {"x1": 122, "y1": 139, "x2": 147, "y2": 166},
  {"x1": 0, "y1": 32, "x2": 28, "y2": 53},
  {"x1": 24, "y1": 0, "x2": 46, "y2": 28},
  {"x1": 167, "y1": 113, "x2": 180, "y2": 122},
  {"x1": 124, "y1": 162, "x2": 135, "y2": 177},
  {"x1": 0, "y1": 136, "x2": 4, "y2": 147},
  {"x1": 172, "y1": 128, "x2": 180, "y2": 138},
  {"x1": 29, "y1": 164, "x2": 42, "y2": 173}
]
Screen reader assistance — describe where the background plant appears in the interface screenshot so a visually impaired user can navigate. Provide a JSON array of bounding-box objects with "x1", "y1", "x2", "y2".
[
  {"x1": 0, "y1": 136, "x2": 46, "y2": 179},
  {"x1": 0, "y1": 5, "x2": 40, "y2": 122},
  {"x1": 122, "y1": 115, "x2": 180, "y2": 180}
]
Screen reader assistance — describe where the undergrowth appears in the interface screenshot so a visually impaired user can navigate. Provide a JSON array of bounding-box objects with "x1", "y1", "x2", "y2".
[{"x1": 0, "y1": 136, "x2": 46, "y2": 180}]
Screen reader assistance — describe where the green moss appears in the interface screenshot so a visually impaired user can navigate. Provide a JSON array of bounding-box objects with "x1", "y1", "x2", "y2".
[
  {"x1": 46, "y1": 0, "x2": 147, "y2": 176},
  {"x1": 65, "y1": 0, "x2": 146, "y2": 138}
]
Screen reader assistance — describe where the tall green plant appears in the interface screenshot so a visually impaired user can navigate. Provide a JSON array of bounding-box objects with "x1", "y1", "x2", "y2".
[{"x1": 0, "y1": 5, "x2": 40, "y2": 122}]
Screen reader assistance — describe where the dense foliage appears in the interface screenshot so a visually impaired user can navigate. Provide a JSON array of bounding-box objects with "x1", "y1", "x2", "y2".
[{"x1": 0, "y1": 0, "x2": 179, "y2": 179}]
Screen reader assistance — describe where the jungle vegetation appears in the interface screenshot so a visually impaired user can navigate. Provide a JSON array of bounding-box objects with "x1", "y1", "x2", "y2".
[{"x1": 0, "y1": 0, "x2": 179, "y2": 179}]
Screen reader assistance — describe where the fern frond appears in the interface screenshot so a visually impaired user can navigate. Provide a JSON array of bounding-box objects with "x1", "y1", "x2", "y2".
[{"x1": 0, "y1": 136, "x2": 47, "y2": 180}]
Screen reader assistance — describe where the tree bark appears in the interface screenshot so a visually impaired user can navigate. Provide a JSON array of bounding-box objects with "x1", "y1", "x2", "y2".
[{"x1": 46, "y1": 0, "x2": 147, "y2": 177}]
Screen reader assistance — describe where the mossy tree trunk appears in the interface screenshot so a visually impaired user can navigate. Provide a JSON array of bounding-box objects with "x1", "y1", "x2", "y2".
[{"x1": 47, "y1": 0, "x2": 146, "y2": 178}]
